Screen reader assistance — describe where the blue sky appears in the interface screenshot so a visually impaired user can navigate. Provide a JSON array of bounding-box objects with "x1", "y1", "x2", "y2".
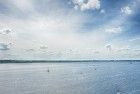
[{"x1": 0, "y1": 0, "x2": 140, "y2": 60}]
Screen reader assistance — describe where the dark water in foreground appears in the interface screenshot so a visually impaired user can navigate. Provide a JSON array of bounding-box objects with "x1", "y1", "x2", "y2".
[{"x1": 0, "y1": 61, "x2": 140, "y2": 94}]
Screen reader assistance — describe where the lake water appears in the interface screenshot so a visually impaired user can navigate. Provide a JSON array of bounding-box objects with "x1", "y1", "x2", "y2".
[{"x1": 0, "y1": 61, "x2": 140, "y2": 94}]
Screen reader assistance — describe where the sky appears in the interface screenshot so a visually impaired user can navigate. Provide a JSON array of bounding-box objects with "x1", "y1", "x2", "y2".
[{"x1": 0, "y1": 0, "x2": 140, "y2": 60}]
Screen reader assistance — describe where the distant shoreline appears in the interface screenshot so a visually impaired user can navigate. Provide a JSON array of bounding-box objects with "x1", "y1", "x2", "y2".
[{"x1": 0, "y1": 60, "x2": 139, "y2": 63}]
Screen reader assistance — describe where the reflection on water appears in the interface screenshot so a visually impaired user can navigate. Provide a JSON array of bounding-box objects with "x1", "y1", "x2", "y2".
[{"x1": 0, "y1": 61, "x2": 140, "y2": 94}]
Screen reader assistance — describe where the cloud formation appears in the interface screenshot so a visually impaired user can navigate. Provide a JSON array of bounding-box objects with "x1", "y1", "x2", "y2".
[
  {"x1": 0, "y1": 0, "x2": 139, "y2": 60},
  {"x1": 105, "y1": 26, "x2": 122, "y2": 33},
  {"x1": 0, "y1": 29, "x2": 11, "y2": 34},
  {"x1": 0, "y1": 43, "x2": 10, "y2": 51},
  {"x1": 121, "y1": 6, "x2": 132, "y2": 15},
  {"x1": 106, "y1": 44, "x2": 112, "y2": 52},
  {"x1": 72, "y1": 0, "x2": 100, "y2": 11},
  {"x1": 100, "y1": 9, "x2": 105, "y2": 14}
]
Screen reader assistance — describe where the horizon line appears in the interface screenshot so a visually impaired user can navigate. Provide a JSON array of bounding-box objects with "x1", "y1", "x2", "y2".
[{"x1": 0, "y1": 60, "x2": 140, "y2": 63}]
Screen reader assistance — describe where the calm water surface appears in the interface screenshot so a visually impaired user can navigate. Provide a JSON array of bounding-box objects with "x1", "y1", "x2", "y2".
[{"x1": 0, "y1": 61, "x2": 140, "y2": 94}]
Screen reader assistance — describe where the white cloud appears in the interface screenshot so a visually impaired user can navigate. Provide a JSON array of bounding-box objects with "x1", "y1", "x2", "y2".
[
  {"x1": 72, "y1": 0, "x2": 100, "y2": 11},
  {"x1": 129, "y1": 37, "x2": 140, "y2": 45},
  {"x1": 121, "y1": 6, "x2": 132, "y2": 15},
  {"x1": 0, "y1": 43, "x2": 10, "y2": 50},
  {"x1": 105, "y1": 26, "x2": 122, "y2": 33},
  {"x1": 74, "y1": 5, "x2": 79, "y2": 10},
  {"x1": 106, "y1": 44, "x2": 112, "y2": 52},
  {"x1": 0, "y1": 0, "x2": 139, "y2": 60},
  {"x1": 100, "y1": 16, "x2": 124, "y2": 34},
  {"x1": 0, "y1": 29, "x2": 12, "y2": 34},
  {"x1": 129, "y1": 38, "x2": 140, "y2": 42},
  {"x1": 0, "y1": 12, "x2": 108, "y2": 59},
  {"x1": 100, "y1": 9, "x2": 105, "y2": 14},
  {"x1": 11, "y1": 0, "x2": 33, "y2": 11}
]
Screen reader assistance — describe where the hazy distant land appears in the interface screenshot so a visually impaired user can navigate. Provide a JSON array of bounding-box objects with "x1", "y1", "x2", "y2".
[{"x1": 0, "y1": 60, "x2": 139, "y2": 63}]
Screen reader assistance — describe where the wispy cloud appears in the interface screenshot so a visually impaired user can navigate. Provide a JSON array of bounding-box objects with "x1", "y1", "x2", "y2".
[
  {"x1": 129, "y1": 37, "x2": 140, "y2": 42},
  {"x1": 105, "y1": 26, "x2": 122, "y2": 33},
  {"x1": 0, "y1": 0, "x2": 139, "y2": 60}
]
